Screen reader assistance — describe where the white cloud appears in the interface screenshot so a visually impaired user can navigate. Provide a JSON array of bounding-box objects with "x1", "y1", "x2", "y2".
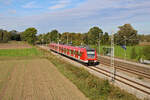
[
  {"x1": 1, "y1": 0, "x2": 150, "y2": 34},
  {"x1": 9, "y1": 9, "x2": 17, "y2": 14},
  {"x1": 22, "y1": 1, "x2": 40, "y2": 8},
  {"x1": 0, "y1": 0, "x2": 12, "y2": 5},
  {"x1": 48, "y1": 0, "x2": 70, "y2": 10}
]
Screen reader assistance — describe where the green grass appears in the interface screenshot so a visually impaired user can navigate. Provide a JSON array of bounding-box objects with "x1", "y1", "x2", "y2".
[
  {"x1": 39, "y1": 48, "x2": 140, "y2": 100},
  {"x1": 0, "y1": 47, "x2": 42, "y2": 57},
  {"x1": 91, "y1": 45, "x2": 147, "y2": 61}
]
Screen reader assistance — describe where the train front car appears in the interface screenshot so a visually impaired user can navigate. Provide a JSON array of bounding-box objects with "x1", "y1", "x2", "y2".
[{"x1": 86, "y1": 48, "x2": 98, "y2": 65}]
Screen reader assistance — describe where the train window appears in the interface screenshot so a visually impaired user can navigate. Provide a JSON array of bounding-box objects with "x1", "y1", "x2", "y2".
[
  {"x1": 64, "y1": 48, "x2": 65, "y2": 53},
  {"x1": 80, "y1": 52, "x2": 83, "y2": 57},
  {"x1": 73, "y1": 50, "x2": 76, "y2": 54},
  {"x1": 67, "y1": 49, "x2": 69, "y2": 53},
  {"x1": 76, "y1": 51, "x2": 78, "y2": 54},
  {"x1": 70, "y1": 50, "x2": 72, "y2": 54},
  {"x1": 87, "y1": 50, "x2": 95, "y2": 58},
  {"x1": 75, "y1": 51, "x2": 77, "y2": 55},
  {"x1": 77, "y1": 51, "x2": 80, "y2": 56}
]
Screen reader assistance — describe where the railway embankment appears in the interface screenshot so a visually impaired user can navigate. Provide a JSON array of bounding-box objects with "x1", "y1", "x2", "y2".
[{"x1": 38, "y1": 45, "x2": 142, "y2": 100}]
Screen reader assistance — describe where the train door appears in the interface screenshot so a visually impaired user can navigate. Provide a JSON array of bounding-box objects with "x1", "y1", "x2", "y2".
[
  {"x1": 78, "y1": 50, "x2": 80, "y2": 59},
  {"x1": 71, "y1": 49, "x2": 74, "y2": 57}
]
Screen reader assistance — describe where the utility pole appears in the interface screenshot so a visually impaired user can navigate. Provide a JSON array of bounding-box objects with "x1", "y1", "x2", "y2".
[
  {"x1": 124, "y1": 36, "x2": 126, "y2": 61},
  {"x1": 71, "y1": 35, "x2": 72, "y2": 45},
  {"x1": 67, "y1": 33, "x2": 68, "y2": 45},
  {"x1": 111, "y1": 32, "x2": 115, "y2": 81},
  {"x1": 98, "y1": 32, "x2": 100, "y2": 55}
]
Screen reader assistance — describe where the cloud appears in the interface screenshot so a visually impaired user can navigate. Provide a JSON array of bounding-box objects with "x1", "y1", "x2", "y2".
[
  {"x1": 22, "y1": 1, "x2": 41, "y2": 8},
  {"x1": 0, "y1": 0, "x2": 12, "y2": 5},
  {"x1": 1, "y1": 0, "x2": 150, "y2": 34},
  {"x1": 9, "y1": 9, "x2": 17, "y2": 14},
  {"x1": 48, "y1": 0, "x2": 71, "y2": 10}
]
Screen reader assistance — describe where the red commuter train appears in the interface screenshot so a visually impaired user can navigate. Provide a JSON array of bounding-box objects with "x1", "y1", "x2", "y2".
[{"x1": 49, "y1": 43, "x2": 98, "y2": 65}]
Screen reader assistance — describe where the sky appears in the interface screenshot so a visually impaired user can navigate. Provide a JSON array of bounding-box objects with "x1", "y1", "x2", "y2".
[{"x1": 0, "y1": 0, "x2": 150, "y2": 34}]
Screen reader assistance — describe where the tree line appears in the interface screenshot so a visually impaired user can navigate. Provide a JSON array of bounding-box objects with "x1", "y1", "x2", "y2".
[
  {"x1": 0, "y1": 24, "x2": 149, "y2": 60},
  {"x1": 36, "y1": 24, "x2": 141, "y2": 46},
  {"x1": 0, "y1": 23, "x2": 149, "y2": 46}
]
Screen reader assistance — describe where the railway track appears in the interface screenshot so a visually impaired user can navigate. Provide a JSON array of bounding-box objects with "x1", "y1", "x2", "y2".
[
  {"x1": 87, "y1": 66, "x2": 150, "y2": 96},
  {"x1": 39, "y1": 46, "x2": 150, "y2": 99},
  {"x1": 99, "y1": 57, "x2": 150, "y2": 80}
]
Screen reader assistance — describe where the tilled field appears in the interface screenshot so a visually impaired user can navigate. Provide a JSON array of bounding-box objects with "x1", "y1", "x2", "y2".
[
  {"x1": 0, "y1": 59, "x2": 88, "y2": 100},
  {"x1": 0, "y1": 42, "x2": 31, "y2": 49}
]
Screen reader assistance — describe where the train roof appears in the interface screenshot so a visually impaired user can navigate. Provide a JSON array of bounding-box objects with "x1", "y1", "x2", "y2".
[{"x1": 50, "y1": 43, "x2": 95, "y2": 51}]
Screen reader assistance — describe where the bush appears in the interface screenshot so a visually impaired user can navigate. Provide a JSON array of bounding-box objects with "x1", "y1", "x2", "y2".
[
  {"x1": 142, "y1": 46, "x2": 150, "y2": 60},
  {"x1": 38, "y1": 47, "x2": 140, "y2": 100},
  {"x1": 130, "y1": 47, "x2": 137, "y2": 59},
  {"x1": 0, "y1": 30, "x2": 11, "y2": 43}
]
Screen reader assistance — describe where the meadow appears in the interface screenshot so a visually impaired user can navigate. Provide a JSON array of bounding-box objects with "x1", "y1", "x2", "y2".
[
  {"x1": 39, "y1": 48, "x2": 140, "y2": 100},
  {"x1": 0, "y1": 42, "x2": 43, "y2": 99},
  {"x1": 0, "y1": 48, "x2": 42, "y2": 57},
  {"x1": 0, "y1": 41, "x2": 142, "y2": 100},
  {"x1": 0, "y1": 41, "x2": 42, "y2": 57},
  {"x1": 91, "y1": 45, "x2": 148, "y2": 61}
]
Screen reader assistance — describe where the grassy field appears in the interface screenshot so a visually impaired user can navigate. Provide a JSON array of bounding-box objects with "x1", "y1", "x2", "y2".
[
  {"x1": 91, "y1": 45, "x2": 148, "y2": 61},
  {"x1": 0, "y1": 48, "x2": 42, "y2": 57},
  {"x1": 0, "y1": 59, "x2": 88, "y2": 100},
  {"x1": 0, "y1": 42, "x2": 88, "y2": 100},
  {"x1": 0, "y1": 42, "x2": 42, "y2": 91},
  {"x1": 0, "y1": 42, "x2": 43, "y2": 99},
  {"x1": 0, "y1": 41, "x2": 42, "y2": 57},
  {"x1": 0, "y1": 41, "x2": 31, "y2": 49},
  {"x1": 0, "y1": 41, "x2": 142, "y2": 100},
  {"x1": 39, "y1": 48, "x2": 140, "y2": 100}
]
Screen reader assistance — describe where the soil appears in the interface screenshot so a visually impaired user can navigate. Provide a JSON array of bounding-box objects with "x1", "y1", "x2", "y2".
[
  {"x1": 0, "y1": 59, "x2": 88, "y2": 100},
  {"x1": 0, "y1": 42, "x2": 32, "y2": 49}
]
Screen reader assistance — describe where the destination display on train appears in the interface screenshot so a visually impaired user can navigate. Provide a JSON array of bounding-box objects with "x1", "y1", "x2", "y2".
[{"x1": 87, "y1": 51, "x2": 95, "y2": 54}]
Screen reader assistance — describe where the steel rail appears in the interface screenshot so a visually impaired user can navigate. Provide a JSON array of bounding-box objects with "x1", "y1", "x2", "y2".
[
  {"x1": 99, "y1": 57, "x2": 150, "y2": 74},
  {"x1": 39, "y1": 46, "x2": 150, "y2": 96},
  {"x1": 87, "y1": 66, "x2": 150, "y2": 95},
  {"x1": 100, "y1": 61, "x2": 150, "y2": 79},
  {"x1": 101, "y1": 59, "x2": 150, "y2": 79}
]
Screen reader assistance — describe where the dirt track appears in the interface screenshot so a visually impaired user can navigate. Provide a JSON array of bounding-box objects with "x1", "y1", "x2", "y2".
[{"x1": 0, "y1": 59, "x2": 88, "y2": 100}]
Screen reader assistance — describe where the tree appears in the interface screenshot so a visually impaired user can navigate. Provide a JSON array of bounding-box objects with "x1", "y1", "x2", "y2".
[
  {"x1": 138, "y1": 34, "x2": 150, "y2": 42},
  {"x1": 9, "y1": 30, "x2": 21, "y2": 41},
  {"x1": 61, "y1": 32, "x2": 69, "y2": 44},
  {"x1": 36, "y1": 34, "x2": 43, "y2": 44},
  {"x1": 72, "y1": 33, "x2": 83, "y2": 46},
  {"x1": 0, "y1": 29, "x2": 11, "y2": 43},
  {"x1": 88, "y1": 26, "x2": 103, "y2": 45},
  {"x1": 115, "y1": 24, "x2": 139, "y2": 46},
  {"x1": 83, "y1": 33, "x2": 88, "y2": 45},
  {"x1": 50, "y1": 29, "x2": 60, "y2": 43},
  {"x1": 142, "y1": 46, "x2": 150, "y2": 60},
  {"x1": 21, "y1": 27, "x2": 37, "y2": 44},
  {"x1": 101, "y1": 32, "x2": 110, "y2": 45}
]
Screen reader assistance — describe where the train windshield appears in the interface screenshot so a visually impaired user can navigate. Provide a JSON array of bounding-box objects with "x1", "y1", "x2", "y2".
[{"x1": 87, "y1": 50, "x2": 95, "y2": 58}]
